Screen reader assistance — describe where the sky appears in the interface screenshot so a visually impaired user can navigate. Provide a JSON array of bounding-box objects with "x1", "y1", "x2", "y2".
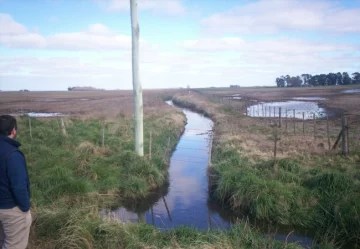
[{"x1": 0, "y1": 0, "x2": 360, "y2": 91}]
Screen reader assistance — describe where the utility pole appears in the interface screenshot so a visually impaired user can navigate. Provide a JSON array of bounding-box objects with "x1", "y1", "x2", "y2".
[{"x1": 130, "y1": 0, "x2": 144, "y2": 156}]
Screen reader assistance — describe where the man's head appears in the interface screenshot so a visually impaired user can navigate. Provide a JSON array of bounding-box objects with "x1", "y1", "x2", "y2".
[{"x1": 0, "y1": 115, "x2": 18, "y2": 139}]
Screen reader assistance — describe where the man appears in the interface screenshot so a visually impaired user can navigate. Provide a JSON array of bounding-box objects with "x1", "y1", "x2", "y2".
[{"x1": 0, "y1": 115, "x2": 31, "y2": 249}]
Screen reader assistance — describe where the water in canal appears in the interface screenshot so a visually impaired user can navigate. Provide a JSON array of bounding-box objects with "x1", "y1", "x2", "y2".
[{"x1": 101, "y1": 102, "x2": 313, "y2": 247}]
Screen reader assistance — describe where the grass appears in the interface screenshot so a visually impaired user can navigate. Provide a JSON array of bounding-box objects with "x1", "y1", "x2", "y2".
[
  {"x1": 18, "y1": 114, "x2": 184, "y2": 207},
  {"x1": 209, "y1": 143, "x2": 360, "y2": 247},
  {"x1": 15, "y1": 109, "x2": 309, "y2": 249},
  {"x1": 172, "y1": 93, "x2": 360, "y2": 248},
  {"x1": 30, "y1": 207, "x2": 309, "y2": 249}
]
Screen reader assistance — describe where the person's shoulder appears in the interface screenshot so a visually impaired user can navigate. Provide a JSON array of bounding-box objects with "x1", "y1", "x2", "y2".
[{"x1": 7, "y1": 150, "x2": 23, "y2": 160}]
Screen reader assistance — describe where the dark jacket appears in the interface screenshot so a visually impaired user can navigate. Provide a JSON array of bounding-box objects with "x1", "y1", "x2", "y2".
[{"x1": 0, "y1": 136, "x2": 31, "y2": 212}]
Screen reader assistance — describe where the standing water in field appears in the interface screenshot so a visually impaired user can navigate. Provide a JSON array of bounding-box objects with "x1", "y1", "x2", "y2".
[
  {"x1": 247, "y1": 101, "x2": 327, "y2": 119},
  {"x1": 101, "y1": 101, "x2": 314, "y2": 247},
  {"x1": 343, "y1": 89, "x2": 360, "y2": 93}
]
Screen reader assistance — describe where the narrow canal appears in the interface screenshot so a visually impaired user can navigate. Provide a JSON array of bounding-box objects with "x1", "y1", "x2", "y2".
[{"x1": 102, "y1": 101, "x2": 314, "y2": 247}]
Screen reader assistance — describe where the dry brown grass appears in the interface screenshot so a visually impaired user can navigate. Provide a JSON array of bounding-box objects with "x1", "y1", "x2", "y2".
[{"x1": 0, "y1": 89, "x2": 180, "y2": 118}]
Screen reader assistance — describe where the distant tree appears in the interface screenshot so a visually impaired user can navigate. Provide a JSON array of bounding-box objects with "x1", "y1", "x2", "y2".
[
  {"x1": 276, "y1": 71, "x2": 358, "y2": 87},
  {"x1": 301, "y1": 74, "x2": 312, "y2": 86},
  {"x1": 327, "y1": 73, "x2": 337, "y2": 86},
  {"x1": 276, "y1": 77, "x2": 286, "y2": 87},
  {"x1": 342, "y1": 72, "x2": 352, "y2": 85},
  {"x1": 318, "y1": 74, "x2": 328, "y2": 86},
  {"x1": 68, "y1": 87, "x2": 73, "y2": 91},
  {"x1": 336, "y1": 72, "x2": 343, "y2": 85},
  {"x1": 352, "y1": 72, "x2": 360, "y2": 84},
  {"x1": 307, "y1": 76, "x2": 314, "y2": 86},
  {"x1": 284, "y1": 75, "x2": 290, "y2": 87},
  {"x1": 291, "y1": 76, "x2": 302, "y2": 87}
]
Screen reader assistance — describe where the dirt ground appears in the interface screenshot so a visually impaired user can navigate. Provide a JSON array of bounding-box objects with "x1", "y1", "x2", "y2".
[
  {"x1": 0, "y1": 89, "x2": 181, "y2": 118},
  {"x1": 199, "y1": 85, "x2": 360, "y2": 116}
]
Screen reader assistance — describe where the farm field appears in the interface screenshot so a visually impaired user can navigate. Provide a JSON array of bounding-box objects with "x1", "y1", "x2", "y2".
[{"x1": 1, "y1": 89, "x2": 309, "y2": 249}]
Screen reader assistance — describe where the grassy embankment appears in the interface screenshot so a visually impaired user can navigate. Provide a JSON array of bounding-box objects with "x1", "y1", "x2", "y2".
[
  {"x1": 173, "y1": 92, "x2": 360, "y2": 248},
  {"x1": 15, "y1": 100, "x2": 305, "y2": 249}
]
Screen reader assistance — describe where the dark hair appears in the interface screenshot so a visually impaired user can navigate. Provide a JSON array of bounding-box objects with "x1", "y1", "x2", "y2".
[{"x1": 0, "y1": 115, "x2": 17, "y2": 136}]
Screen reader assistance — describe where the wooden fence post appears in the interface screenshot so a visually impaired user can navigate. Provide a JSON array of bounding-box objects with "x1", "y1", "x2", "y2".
[
  {"x1": 149, "y1": 130, "x2": 152, "y2": 160},
  {"x1": 346, "y1": 116, "x2": 350, "y2": 155},
  {"x1": 273, "y1": 126, "x2": 279, "y2": 172},
  {"x1": 293, "y1": 109, "x2": 296, "y2": 134},
  {"x1": 327, "y1": 115, "x2": 331, "y2": 150},
  {"x1": 279, "y1": 107, "x2": 282, "y2": 128},
  {"x1": 29, "y1": 118, "x2": 32, "y2": 140},
  {"x1": 102, "y1": 122, "x2": 105, "y2": 147},
  {"x1": 342, "y1": 116, "x2": 347, "y2": 156},
  {"x1": 60, "y1": 118, "x2": 67, "y2": 137},
  {"x1": 313, "y1": 113, "x2": 316, "y2": 139},
  {"x1": 264, "y1": 106, "x2": 266, "y2": 118},
  {"x1": 302, "y1": 112, "x2": 305, "y2": 136},
  {"x1": 285, "y1": 109, "x2": 288, "y2": 132},
  {"x1": 269, "y1": 106, "x2": 271, "y2": 118}
]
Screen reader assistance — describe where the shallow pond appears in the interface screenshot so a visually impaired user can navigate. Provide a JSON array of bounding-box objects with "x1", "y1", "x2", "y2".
[{"x1": 247, "y1": 101, "x2": 327, "y2": 120}]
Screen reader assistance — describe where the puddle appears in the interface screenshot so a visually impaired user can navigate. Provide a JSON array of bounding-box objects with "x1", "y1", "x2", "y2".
[
  {"x1": 343, "y1": 89, "x2": 360, "y2": 93},
  {"x1": 25, "y1": 112, "x2": 65, "y2": 117},
  {"x1": 247, "y1": 101, "x2": 327, "y2": 119},
  {"x1": 292, "y1": 97, "x2": 327, "y2": 101},
  {"x1": 227, "y1": 94, "x2": 241, "y2": 100},
  {"x1": 101, "y1": 101, "x2": 314, "y2": 247},
  {"x1": 34, "y1": 98, "x2": 59, "y2": 102}
]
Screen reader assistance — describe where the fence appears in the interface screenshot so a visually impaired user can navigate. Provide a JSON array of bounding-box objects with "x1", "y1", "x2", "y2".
[{"x1": 201, "y1": 92, "x2": 360, "y2": 156}]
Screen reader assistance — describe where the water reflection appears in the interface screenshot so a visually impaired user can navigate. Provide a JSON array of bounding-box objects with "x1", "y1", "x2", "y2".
[
  {"x1": 247, "y1": 101, "x2": 327, "y2": 119},
  {"x1": 101, "y1": 108, "x2": 231, "y2": 229}
]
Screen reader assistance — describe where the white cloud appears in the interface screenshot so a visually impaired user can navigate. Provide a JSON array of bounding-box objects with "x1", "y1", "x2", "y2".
[
  {"x1": 106, "y1": 0, "x2": 185, "y2": 16},
  {"x1": 0, "y1": 14, "x2": 138, "y2": 50},
  {"x1": 181, "y1": 38, "x2": 245, "y2": 52},
  {"x1": 0, "y1": 13, "x2": 28, "y2": 35},
  {"x1": 2, "y1": 37, "x2": 358, "y2": 91},
  {"x1": 201, "y1": 0, "x2": 360, "y2": 34},
  {"x1": 181, "y1": 37, "x2": 359, "y2": 55}
]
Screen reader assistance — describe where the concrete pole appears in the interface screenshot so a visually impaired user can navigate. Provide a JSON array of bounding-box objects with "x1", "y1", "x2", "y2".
[{"x1": 130, "y1": 0, "x2": 144, "y2": 156}]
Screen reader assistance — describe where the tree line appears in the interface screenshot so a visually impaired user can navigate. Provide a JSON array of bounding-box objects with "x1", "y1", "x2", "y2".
[{"x1": 276, "y1": 72, "x2": 360, "y2": 87}]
